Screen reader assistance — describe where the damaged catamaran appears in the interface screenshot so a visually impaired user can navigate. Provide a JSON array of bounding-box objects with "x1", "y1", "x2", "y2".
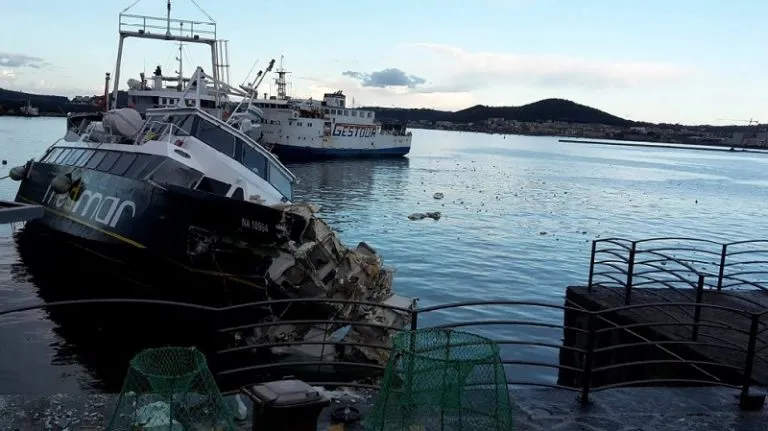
[{"x1": 8, "y1": 1, "x2": 413, "y2": 368}]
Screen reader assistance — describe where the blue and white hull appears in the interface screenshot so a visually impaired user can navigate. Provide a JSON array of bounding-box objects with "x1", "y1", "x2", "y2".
[{"x1": 270, "y1": 131, "x2": 411, "y2": 160}]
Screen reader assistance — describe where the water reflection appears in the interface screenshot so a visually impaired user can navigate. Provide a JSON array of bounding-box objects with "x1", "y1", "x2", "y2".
[
  {"x1": 7, "y1": 224, "x2": 221, "y2": 393},
  {"x1": 287, "y1": 158, "x2": 411, "y2": 225}
]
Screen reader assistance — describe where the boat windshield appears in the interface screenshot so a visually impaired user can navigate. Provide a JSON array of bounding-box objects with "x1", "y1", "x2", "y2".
[{"x1": 159, "y1": 112, "x2": 293, "y2": 200}]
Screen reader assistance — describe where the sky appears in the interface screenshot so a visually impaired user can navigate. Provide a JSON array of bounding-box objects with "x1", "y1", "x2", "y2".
[{"x1": 1, "y1": 0, "x2": 767, "y2": 125}]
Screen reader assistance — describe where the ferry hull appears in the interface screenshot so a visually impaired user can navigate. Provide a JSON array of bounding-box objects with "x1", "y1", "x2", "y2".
[
  {"x1": 14, "y1": 161, "x2": 309, "y2": 303},
  {"x1": 271, "y1": 143, "x2": 411, "y2": 160}
]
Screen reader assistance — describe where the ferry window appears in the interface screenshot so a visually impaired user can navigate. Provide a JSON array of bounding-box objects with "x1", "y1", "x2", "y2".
[
  {"x1": 196, "y1": 176, "x2": 231, "y2": 196},
  {"x1": 74, "y1": 149, "x2": 95, "y2": 167},
  {"x1": 149, "y1": 159, "x2": 202, "y2": 188},
  {"x1": 169, "y1": 115, "x2": 196, "y2": 136},
  {"x1": 110, "y1": 153, "x2": 137, "y2": 176},
  {"x1": 43, "y1": 148, "x2": 63, "y2": 163},
  {"x1": 241, "y1": 144, "x2": 267, "y2": 178},
  {"x1": 124, "y1": 154, "x2": 158, "y2": 179},
  {"x1": 63, "y1": 149, "x2": 83, "y2": 165},
  {"x1": 344, "y1": 110, "x2": 349, "y2": 116},
  {"x1": 195, "y1": 120, "x2": 235, "y2": 156},
  {"x1": 367, "y1": 112, "x2": 372, "y2": 118},
  {"x1": 324, "y1": 109, "x2": 329, "y2": 114},
  {"x1": 352, "y1": 111, "x2": 357, "y2": 117},
  {"x1": 96, "y1": 151, "x2": 120, "y2": 172},
  {"x1": 85, "y1": 151, "x2": 106, "y2": 169},
  {"x1": 269, "y1": 164, "x2": 293, "y2": 200}
]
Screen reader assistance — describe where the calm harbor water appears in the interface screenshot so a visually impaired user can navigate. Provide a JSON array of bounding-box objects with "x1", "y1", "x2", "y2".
[{"x1": 0, "y1": 116, "x2": 767, "y2": 395}]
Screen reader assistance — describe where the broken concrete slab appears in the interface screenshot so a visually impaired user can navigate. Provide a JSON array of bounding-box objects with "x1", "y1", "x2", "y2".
[{"x1": 231, "y1": 203, "x2": 413, "y2": 368}]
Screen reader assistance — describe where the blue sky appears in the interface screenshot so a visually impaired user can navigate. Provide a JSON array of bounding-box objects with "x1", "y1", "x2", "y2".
[{"x1": 2, "y1": 0, "x2": 767, "y2": 125}]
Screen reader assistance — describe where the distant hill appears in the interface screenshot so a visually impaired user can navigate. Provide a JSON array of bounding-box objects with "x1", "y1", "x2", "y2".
[
  {"x1": 0, "y1": 88, "x2": 122, "y2": 115},
  {"x1": 365, "y1": 98, "x2": 634, "y2": 127},
  {"x1": 0, "y1": 88, "x2": 74, "y2": 114}
]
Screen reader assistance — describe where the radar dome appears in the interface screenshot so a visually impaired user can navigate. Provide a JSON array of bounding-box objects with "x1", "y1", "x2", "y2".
[
  {"x1": 103, "y1": 108, "x2": 144, "y2": 138},
  {"x1": 127, "y1": 79, "x2": 142, "y2": 90}
]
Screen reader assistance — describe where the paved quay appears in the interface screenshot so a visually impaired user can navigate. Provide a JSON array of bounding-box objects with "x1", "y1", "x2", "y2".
[{"x1": 1, "y1": 386, "x2": 767, "y2": 430}]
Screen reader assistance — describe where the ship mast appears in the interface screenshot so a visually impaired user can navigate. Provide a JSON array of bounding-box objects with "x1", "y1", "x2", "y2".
[
  {"x1": 112, "y1": 0, "x2": 220, "y2": 110},
  {"x1": 275, "y1": 55, "x2": 290, "y2": 100},
  {"x1": 175, "y1": 23, "x2": 184, "y2": 91}
]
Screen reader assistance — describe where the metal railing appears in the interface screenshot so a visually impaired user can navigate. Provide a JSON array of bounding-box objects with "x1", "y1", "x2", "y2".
[
  {"x1": 0, "y1": 296, "x2": 766, "y2": 410},
  {"x1": 119, "y1": 13, "x2": 216, "y2": 41},
  {"x1": 588, "y1": 237, "x2": 768, "y2": 305}
]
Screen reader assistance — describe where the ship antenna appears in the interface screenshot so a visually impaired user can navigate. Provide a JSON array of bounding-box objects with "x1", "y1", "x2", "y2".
[
  {"x1": 166, "y1": 0, "x2": 172, "y2": 37},
  {"x1": 175, "y1": 22, "x2": 184, "y2": 90}
]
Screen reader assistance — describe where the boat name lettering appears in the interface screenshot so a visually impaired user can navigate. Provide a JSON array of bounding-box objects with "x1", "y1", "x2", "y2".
[
  {"x1": 43, "y1": 183, "x2": 137, "y2": 228},
  {"x1": 241, "y1": 217, "x2": 269, "y2": 233},
  {"x1": 332, "y1": 124, "x2": 376, "y2": 138}
]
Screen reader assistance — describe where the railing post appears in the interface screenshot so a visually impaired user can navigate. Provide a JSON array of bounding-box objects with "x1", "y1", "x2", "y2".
[
  {"x1": 579, "y1": 313, "x2": 597, "y2": 406},
  {"x1": 692, "y1": 275, "x2": 705, "y2": 341},
  {"x1": 624, "y1": 242, "x2": 637, "y2": 306},
  {"x1": 739, "y1": 313, "x2": 763, "y2": 410},
  {"x1": 587, "y1": 241, "x2": 597, "y2": 292},
  {"x1": 717, "y1": 244, "x2": 727, "y2": 292}
]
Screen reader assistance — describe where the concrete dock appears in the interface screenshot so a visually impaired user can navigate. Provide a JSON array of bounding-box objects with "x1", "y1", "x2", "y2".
[
  {"x1": 2, "y1": 386, "x2": 767, "y2": 430},
  {"x1": 558, "y1": 138, "x2": 765, "y2": 154}
]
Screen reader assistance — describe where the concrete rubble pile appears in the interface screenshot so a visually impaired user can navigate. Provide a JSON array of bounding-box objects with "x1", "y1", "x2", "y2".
[{"x1": 247, "y1": 202, "x2": 415, "y2": 366}]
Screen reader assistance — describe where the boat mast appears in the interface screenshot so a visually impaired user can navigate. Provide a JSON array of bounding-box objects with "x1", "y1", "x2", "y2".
[
  {"x1": 111, "y1": 0, "x2": 219, "y2": 110},
  {"x1": 175, "y1": 26, "x2": 184, "y2": 91},
  {"x1": 275, "y1": 55, "x2": 290, "y2": 100}
]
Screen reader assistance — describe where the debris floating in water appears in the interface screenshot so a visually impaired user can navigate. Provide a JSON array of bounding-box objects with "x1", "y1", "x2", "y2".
[
  {"x1": 408, "y1": 212, "x2": 441, "y2": 221},
  {"x1": 433, "y1": 192, "x2": 444, "y2": 200}
]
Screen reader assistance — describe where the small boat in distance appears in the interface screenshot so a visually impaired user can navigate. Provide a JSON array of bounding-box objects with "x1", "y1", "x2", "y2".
[{"x1": 19, "y1": 98, "x2": 40, "y2": 117}]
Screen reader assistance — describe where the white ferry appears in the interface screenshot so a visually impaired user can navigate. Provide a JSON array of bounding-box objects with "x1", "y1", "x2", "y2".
[{"x1": 247, "y1": 63, "x2": 412, "y2": 160}]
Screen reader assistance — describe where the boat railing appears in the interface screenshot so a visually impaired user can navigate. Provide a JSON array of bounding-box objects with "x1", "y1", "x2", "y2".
[{"x1": 135, "y1": 121, "x2": 188, "y2": 145}]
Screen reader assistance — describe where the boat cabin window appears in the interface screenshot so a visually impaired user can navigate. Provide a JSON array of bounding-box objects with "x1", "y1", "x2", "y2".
[
  {"x1": 196, "y1": 176, "x2": 231, "y2": 196},
  {"x1": 167, "y1": 114, "x2": 197, "y2": 136},
  {"x1": 74, "y1": 150, "x2": 95, "y2": 167},
  {"x1": 269, "y1": 164, "x2": 293, "y2": 201},
  {"x1": 63, "y1": 149, "x2": 82, "y2": 165},
  {"x1": 96, "y1": 151, "x2": 121, "y2": 172},
  {"x1": 148, "y1": 158, "x2": 203, "y2": 188},
  {"x1": 124, "y1": 154, "x2": 160, "y2": 179},
  {"x1": 42, "y1": 148, "x2": 63, "y2": 163},
  {"x1": 85, "y1": 151, "x2": 107, "y2": 169},
  {"x1": 240, "y1": 144, "x2": 267, "y2": 178},
  {"x1": 110, "y1": 153, "x2": 138, "y2": 176},
  {"x1": 194, "y1": 119, "x2": 235, "y2": 157}
]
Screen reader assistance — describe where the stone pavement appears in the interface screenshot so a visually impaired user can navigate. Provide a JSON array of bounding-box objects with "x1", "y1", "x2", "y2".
[{"x1": 1, "y1": 386, "x2": 767, "y2": 430}]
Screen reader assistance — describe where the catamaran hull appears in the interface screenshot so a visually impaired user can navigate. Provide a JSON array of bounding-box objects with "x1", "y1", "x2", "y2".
[{"x1": 14, "y1": 161, "x2": 309, "y2": 303}]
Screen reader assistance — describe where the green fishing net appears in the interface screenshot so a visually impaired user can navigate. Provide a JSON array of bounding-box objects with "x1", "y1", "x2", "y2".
[
  {"x1": 106, "y1": 346, "x2": 236, "y2": 430},
  {"x1": 366, "y1": 328, "x2": 514, "y2": 430}
]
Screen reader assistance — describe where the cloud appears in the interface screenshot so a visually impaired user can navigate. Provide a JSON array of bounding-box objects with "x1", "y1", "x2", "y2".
[
  {"x1": 402, "y1": 43, "x2": 689, "y2": 92},
  {"x1": 342, "y1": 68, "x2": 426, "y2": 89},
  {"x1": 0, "y1": 52, "x2": 50, "y2": 69}
]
